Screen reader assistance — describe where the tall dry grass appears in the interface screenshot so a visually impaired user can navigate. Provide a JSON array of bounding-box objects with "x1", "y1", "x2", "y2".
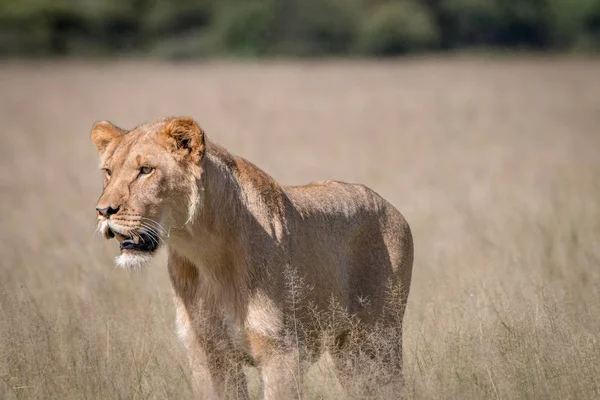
[{"x1": 0, "y1": 58, "x2": 599, "y2": 399}]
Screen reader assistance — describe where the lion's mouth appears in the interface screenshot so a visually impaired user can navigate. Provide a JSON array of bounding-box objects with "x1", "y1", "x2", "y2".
[{"x1": 107, "y1": 227, "x2": 158, "y2": 253}]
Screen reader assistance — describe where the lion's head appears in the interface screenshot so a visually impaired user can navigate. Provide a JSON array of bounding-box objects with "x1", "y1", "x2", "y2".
[{"x1": 91, "y1": 117, "x2": 205, "y2": 268}]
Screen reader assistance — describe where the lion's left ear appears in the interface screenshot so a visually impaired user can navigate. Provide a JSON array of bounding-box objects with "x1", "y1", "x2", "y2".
[
  {"x1": 91, "y1": 120, "x2": 126, "y2": 155},
  {"x1": 162, "y1": 117, "x2": 205, "y2": 163}
]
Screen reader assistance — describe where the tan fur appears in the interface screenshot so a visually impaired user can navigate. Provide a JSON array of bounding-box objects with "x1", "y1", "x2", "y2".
[{"x1": 91, "y1": 117, "x2": 414, "y2": 399}]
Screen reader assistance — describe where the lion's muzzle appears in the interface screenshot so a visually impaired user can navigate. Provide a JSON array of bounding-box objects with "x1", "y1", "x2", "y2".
[
  {"x1": 104, "y1": 224, "x2": 159, "y2": 253},
  {"x1": 119, "y1": 232, "x2": 158, "y2": 253}
]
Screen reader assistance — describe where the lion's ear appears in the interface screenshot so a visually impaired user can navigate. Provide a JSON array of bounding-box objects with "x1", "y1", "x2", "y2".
[
  {"x1": 162, "y1": 117, "x2": 205, "y2": 163},
  {"x1": 91, "y1": 121, "x2": 126, "y2": 154}
]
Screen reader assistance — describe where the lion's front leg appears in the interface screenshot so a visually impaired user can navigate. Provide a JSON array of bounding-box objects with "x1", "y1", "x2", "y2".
[
  {"x1": 260, "y1": 347, "x2": 303, "y2": 400},
  {"x1": 175, "y1": 297, "x2": 249, "y2": 400},
  {"x1": 184, "y1": 332, "x2": 217, "y2": 399},
  {"x1": 198, "y1": 345, "x2": 248, "y2": 400},
  {"x1": 247, "y1": 331, "x2": 304, "y2": 400}
]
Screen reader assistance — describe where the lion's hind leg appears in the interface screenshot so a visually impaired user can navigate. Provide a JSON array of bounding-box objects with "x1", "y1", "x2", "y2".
[{"x1": 327, "y1": 314, "x2": 406, "y2": 398}]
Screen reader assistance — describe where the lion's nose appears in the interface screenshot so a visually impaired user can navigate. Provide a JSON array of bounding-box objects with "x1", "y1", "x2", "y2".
[{"x1": 96, "y1": 205, "x2": 120, "y2": 218}]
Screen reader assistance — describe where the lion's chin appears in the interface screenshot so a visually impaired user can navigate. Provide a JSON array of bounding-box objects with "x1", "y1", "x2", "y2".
[{"x1": 115, "y1": 250, "x2": 154, "y2": 270}]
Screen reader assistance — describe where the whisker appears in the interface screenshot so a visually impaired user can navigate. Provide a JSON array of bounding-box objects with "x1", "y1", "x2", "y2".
[
  {"x1": 108, "y1": 216, "x2": 164, "y2": 232},
  {"x1": 110, "y1": 217, "x2": 167, "y2": 247},
  {"x1": 138, "y1": 221, "x2": 159, "y2": 234},
  {"x1": 109, "y1": 263, "x2": 120, "y2": 276},
  {"x1": 144, "y1": 228, "x2": 164, "y2": 245},
  {"x1": 140, "y1": 223, "x2": 168, "y2": 242},
  {"x1": 139, "y1": 227, "x2": 160, "y2": 247},
  {"x1": 141, "y1": 218, "x2": 167, "y2": 232},
  {"x1": 139, "y1": 217, "x2": 168, "y2": 234},
  {"x1": 131, "y1": 230, "x2": 141, "y2": 244},
  {"x1": 138, "y1": 222, "x2": 165, "y2": 244}
]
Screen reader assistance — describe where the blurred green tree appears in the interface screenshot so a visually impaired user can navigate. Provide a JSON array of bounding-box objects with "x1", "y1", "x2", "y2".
[
  {"x1": 358, "y1": 1, "x2": 439, "y2": 55},
  {"x1": 0, "y1": 0, "x2": 599, "y2": 57}
]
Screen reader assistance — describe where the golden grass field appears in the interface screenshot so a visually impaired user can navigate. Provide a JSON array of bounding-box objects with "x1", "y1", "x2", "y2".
[{"x1": 1, "y1": 58, "x2": 599, "y2": 399}]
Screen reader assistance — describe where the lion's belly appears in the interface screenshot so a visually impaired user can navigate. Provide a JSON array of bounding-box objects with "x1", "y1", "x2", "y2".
[
  {"x1": 284, "y1": 183, "x2": 409, "y2": 323},
  {"x1": 287, "y1": 217, "x2": 390, "y2": 319}
]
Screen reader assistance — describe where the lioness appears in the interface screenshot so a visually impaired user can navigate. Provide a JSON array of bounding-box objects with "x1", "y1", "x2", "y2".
[{"x1": 91, "y1": 117, "x2": 413, "y2": 399}]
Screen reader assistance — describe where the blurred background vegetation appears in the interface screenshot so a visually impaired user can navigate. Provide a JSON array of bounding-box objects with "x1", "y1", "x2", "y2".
[{"x1": 1, "y1": 0, "x2": 599, "y2": 59}]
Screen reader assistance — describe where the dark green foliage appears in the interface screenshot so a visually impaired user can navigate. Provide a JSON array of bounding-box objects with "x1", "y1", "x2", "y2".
[
  {"x1": 271, "y1": 0, "x2": 360, "y2": 56},
  {"x1": 0, "y1": 0, "x2": 599, "y2": 57},
  {"x1": 435, "y1": 0, "x2": 600, "y2": 50},
  {"x1": 210, "y1": 2, "x2": 275, "y2": 56},
  {"x1": 358, "y1": 2, "x2": 439, "y2": 55},
  {"x1": 437, "y1": 0, "x2": 504, "y2": 47}
]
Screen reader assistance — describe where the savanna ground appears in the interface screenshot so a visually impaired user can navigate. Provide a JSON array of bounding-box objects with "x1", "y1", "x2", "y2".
[{"x1": 1, "y1": 58, "x2": 599, "y2": 399}]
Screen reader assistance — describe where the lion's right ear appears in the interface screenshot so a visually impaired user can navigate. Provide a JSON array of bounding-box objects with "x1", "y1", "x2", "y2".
[
  {"x1": 161, "y1": 117, "x2": 205, "y2": 164},
  {"x1": 91, "y1": 121, "x2": 126, "y2": 154}
]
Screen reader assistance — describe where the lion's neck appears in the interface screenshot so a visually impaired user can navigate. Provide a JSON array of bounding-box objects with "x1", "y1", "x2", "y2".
[
  {"x1": 167, "y1": 140, "x2": 250, "y2": 315},
  {"x1": 201, "y1": 142, "x2": 245, "y2": 233},
  {"x1": 168, "y1": 140, "x2": 247, "y2": 268}
]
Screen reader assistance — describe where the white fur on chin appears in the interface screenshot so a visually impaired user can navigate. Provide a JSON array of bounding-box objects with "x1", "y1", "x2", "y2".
[{"x1": 115, "y1": 251, "x2": 153, "y2": 270}]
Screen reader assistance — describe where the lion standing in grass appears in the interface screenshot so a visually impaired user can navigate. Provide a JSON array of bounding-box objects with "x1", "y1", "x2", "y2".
[{"x1": 91, "y1": 116, "x2": 414, "y2": 399}]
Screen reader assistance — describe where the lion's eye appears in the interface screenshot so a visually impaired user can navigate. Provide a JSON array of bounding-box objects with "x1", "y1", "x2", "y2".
[
  {"x1": 140, "y1": 166, "x2": 154, "y2": 175},
  {"x1": 103, "y1": 169, "x2": 111, "y2": 178}
]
